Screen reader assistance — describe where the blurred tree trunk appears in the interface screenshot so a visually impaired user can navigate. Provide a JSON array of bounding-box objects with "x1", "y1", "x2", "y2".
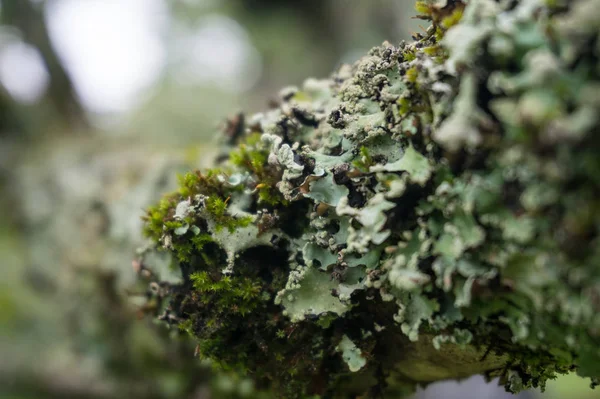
[{"x1": 1, "y1": 0, "x2": 87, "y2": 132}]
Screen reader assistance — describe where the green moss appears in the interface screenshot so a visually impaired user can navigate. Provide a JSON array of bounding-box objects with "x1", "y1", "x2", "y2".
[
  {"x1": 397, "y1": 97, "x2": 412, "y2": 116},
  {"x1": 208, "y1": 201, "x2": 253, "y2": 233},
  {"x1": 143, "y1": 194, "x2": 178, "y2": 240},
  {"x1": 402, "y1": 48, "x2": 416, "y2": 62},
  {"x1": 191, "y1": 233, "x2": 214, "y2": 251},
  {"x1": 229, "y1": 133, "x2": 287, "y2": 207},
  {"x1": 406, "y1": 66, "x2": 419, "y2": 83},
  {"x1": 434, "y1": 26, "x2": 445, "y2": 42},
  {"x1": 352, "y1": 146, "x2": 374, "y2": 171},
  {"x1": 178, "y1": 169, "x2": 228, "y2": 198},
  {"x1": 257, "y1": 185, "x2": 288, "y2": 206},
  {"x1": 414, "y1": 1, "x2": 431, "y2": 15},
  {"x1": 229, "y1": 133, "x2": 268, "y2": 172},
  {"x1": 422, "y1": 45, "x2": 438, "y2": 56},
  {"x1": 441, "y1": 8, "x2": 464, "y2": 29},
  {"x1": 191, "y1": 272, "x2": 262, "y2": 316}
]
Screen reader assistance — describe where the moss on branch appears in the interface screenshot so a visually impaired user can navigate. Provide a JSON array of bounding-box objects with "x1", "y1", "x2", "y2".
[{"x1": 136, "y1": 0, "x2": 600, "y2": 397}]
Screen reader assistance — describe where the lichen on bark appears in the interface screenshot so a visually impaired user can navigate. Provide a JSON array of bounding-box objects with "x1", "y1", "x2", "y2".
[{"x1": 136, "y1": 0, "x2": 600, "y2": 397}]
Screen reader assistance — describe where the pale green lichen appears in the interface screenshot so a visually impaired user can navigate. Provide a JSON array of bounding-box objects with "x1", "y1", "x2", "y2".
[
  {"x1": 277, "y1": 265, "x2": 349, "y2": 322},
  {"x1": 137, "y1": 0, "x2": 600, "y2": 397},
  {"x1": 336, "y1": 335, "x2": 367, "y2": 372},
  {"x1": 370, "y1": 144, "x2": 432, "y2": 185}
]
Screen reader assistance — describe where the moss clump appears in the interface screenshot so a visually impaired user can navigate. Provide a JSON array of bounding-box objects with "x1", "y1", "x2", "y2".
[
  {"x1": 205, "y1": 196, "x2": 254, "y2": 233},
  {"x1": 136, "y1": 0, "x2": 600, "y2": 397},
  {"x1": 229, "y1": 132, "x2": 288, "y2": 206}
]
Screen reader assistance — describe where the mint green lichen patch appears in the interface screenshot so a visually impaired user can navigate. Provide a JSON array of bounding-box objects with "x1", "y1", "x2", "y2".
[
  {"x1": 395, "y1": 292, "x2": 440, "y2": 342},
  {"x1": 302, "y1": 243, "x2": 338, "y2": 270},
  {"x1": 305, "y1": 173, "x2": 349, "y2": 206},
  {"x1": 277, "y1": 266, "x2": 349, "y2": 322},
  {"x1": 370, "y1": 144, "x2": 432, "y2": 186},
  {"x1": 336, "y1": 335, "x2": 367, "y2": 372}
]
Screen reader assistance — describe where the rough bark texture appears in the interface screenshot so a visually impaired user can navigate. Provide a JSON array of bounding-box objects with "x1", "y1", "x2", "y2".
[{"x1": 142, "y1": 0, "x2": 600, "y2": 397}]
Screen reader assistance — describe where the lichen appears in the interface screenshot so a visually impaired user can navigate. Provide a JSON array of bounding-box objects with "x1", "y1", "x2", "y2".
[
  {"x1": 336, "y1": 335, "x2": 367, "y2": 372},
  {"x1": 135, "y1": 0, "x2": 600, "y2": 397}
]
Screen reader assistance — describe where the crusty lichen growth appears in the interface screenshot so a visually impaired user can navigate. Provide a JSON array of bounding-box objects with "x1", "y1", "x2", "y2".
[{"x1": 137, "y1": 0, "x2": 600, "y2": 397}]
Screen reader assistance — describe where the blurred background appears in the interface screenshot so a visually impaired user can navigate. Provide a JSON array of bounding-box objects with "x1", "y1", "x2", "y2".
[{"x1": 0, "y1": 1, "x2": 597, "y2": 398}]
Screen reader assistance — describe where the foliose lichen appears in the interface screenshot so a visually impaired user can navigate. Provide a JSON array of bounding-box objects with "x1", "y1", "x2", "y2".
[{"x1": 136, "y1": 0, "x2": 600, "y2": 397}]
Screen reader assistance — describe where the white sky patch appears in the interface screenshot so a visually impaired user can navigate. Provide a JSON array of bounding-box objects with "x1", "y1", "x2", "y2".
[
  {"x1": 45, "y1": 0, "x2": 168, "y2": 114},
  {"x1": 0, "y1": 41, "x2": 49, "y2": 104},
  {"x1": 178, "y1": 0, "x2": 217, "y2": 7},
  {"x1": 172, "y1": 15, "x2": 261, "y2": 92}
]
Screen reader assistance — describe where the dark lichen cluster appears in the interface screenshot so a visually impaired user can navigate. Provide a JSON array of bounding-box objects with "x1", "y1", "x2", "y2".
[{"x1": 136, "y1": 0, "x2": 600, "y2": 397}]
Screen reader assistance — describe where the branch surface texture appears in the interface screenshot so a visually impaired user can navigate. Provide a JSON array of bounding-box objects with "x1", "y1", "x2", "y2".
[{"x1": 138, "y1": 0, "x2": 600, "y2": 397}]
